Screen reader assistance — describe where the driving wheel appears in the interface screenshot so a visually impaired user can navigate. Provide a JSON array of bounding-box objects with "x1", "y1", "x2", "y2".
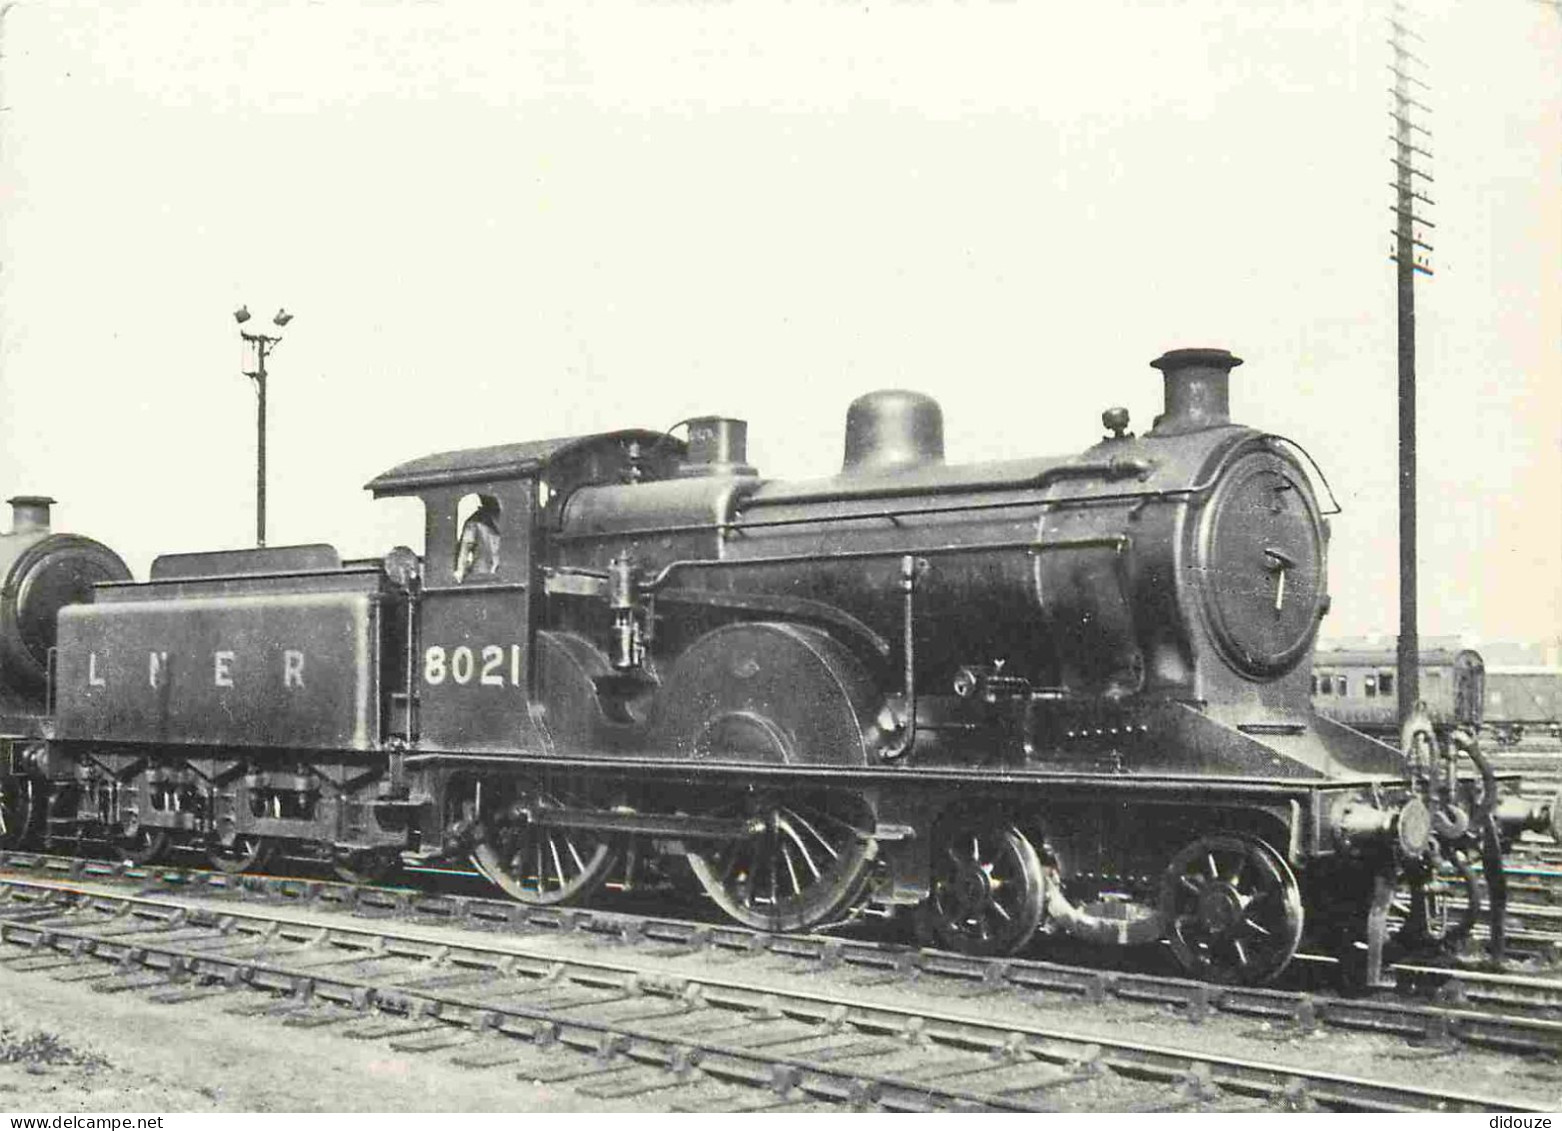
[
  {"x1": 685, "y1": 791, "x2": 877, "y2": 932},
  {"x1": 471, "y1": 790, "x2": 620, "y2": 906}
]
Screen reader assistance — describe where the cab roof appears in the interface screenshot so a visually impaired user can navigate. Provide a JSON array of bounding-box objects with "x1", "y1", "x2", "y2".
[{"x1": 365, "y1": 429, "x2": 672, "y2": 496}]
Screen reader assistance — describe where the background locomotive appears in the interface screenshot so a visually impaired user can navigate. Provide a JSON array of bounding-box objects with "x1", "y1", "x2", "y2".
[{"x1": 0, "y1": 347, "x2": 1554, "y2": 985}]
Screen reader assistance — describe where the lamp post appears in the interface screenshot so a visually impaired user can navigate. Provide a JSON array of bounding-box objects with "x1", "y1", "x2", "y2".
[{"x1": 233, "y1": 305, "x2": 293, "y2": 547}]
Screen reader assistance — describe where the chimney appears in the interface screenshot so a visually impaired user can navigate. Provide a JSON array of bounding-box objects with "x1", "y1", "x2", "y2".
[
  {"x1": 842, "y1": 390, "x2": 945, "y2": 473},
  {"x1": 1148, "y1": 348, "x2": 1243, "y2": 435},
  {"x1": 7, "y1": 496, "x2": 55, "y2": 534}
]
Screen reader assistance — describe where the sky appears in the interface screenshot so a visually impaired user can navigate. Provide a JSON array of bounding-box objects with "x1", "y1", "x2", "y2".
[{"x1": 0, "y1": 0, "x2": 1557, "y2": 644}]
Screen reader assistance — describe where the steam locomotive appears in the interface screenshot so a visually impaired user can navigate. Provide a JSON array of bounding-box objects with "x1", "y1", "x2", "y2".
[{"x1": 1, "y1": 347, "x2": 1554, "y2": 985}]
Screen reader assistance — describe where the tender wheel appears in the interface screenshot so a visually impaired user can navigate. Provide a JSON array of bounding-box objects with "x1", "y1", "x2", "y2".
[
  {"x1": 0, "y1": 775, "x2": 40, "y2": 849},
  {"x1": 332, "y1": 847, "x2": 401, "y2": 886},
  {"x1": 685, "y1": 791, "x2": 877, "y2": 932},
  {"x1": 471, "y1": 793, "x2": 619, "y2": 906},
  {"x1": 207, "y1": 833, "x2": 274, "y2": 875},
  {"x1": 924, "y1": 822, "x2": 1046, "y2": 956},
  {"x1": 1392, "y1": 850, "x2": 1479, "y2": 950},
  {"x1": 117, "y1": 826, "x2": 169, "y2": 866},
  {"x1": 1160, "y1": 834, "x2": 1304, "y2": 984}
]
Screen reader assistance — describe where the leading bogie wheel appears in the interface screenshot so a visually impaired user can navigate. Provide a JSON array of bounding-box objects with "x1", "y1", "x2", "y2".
[
  {"x1": 1159, "y1": 833, "x2": 1304, "y2": 984},
  {"x1": 924, "y1": 821, "x2": 1046, "y2": 956},
  {"x1": 685, "y1": 791, "x2": 877, "y2": 933}
]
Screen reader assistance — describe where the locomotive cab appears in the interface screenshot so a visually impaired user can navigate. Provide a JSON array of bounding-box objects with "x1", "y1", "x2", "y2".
[{"x1": 365, "y1": 430, "x2": 687, "y2": 757}]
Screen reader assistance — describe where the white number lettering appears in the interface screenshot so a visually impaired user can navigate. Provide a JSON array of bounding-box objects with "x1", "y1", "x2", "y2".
[
  {"x1": 450, "y1": 645, "x2": 474, "y2": 684},
  {"x1": 213, "y1": 651, "x2": 235, "y2": 687},
  {"x1": 480, "y1": 645, "x2": 504, "y2": 686},
  {"x1": 149, "y1": 651, "x2": 167, "y2": 688},
  {"x1": 88, "y1": 652, "x2": 106, "y2": 687},
  {"x1": 425, "y1": 643, "x2": 521, "y2": 688},
  {"x1": 283, "y1": 649, "x2": 306, "y2": 689}
]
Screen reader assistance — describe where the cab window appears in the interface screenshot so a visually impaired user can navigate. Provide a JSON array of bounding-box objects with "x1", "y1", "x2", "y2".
[{"x1": 453, "y1": 492, "x2": 502, "y2": 582}]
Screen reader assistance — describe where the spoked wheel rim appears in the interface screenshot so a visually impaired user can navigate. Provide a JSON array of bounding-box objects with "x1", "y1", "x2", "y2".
[
  {"x1": 471, "y1": 792, "x2": 620, "y2": 906},
  {"x1": 1391, "y1": 850, "x2": 1479, "y2": 950},
  {"x1": 207, "y1": 833, "x2": 274, "y2": 875},
  {"x1": 1159, "y1": 834, "x2": 1304, "y2": 984},
  {"x1": 0, "y1": 776, "x2": 39, "y2": 848},
  {"x1": 117, "y1": 826, "x2": 169, "y2": 866},
  {"x1": 685, "y1": 792, "x2": 877, "y2": 933},
  {"x1": 332, "y1": 847, "x2": 401, "y2": 886},
  {"x1": 925, "y1": 822, "x2": 1046, "y2": 956}
]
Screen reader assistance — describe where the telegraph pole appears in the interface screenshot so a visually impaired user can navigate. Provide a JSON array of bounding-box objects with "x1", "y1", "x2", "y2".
[
  {"x1": 233, "y1": 306, "x2": 294, "y2": 548},
  {"x1": 1389, "y1": 6, "x2": 1434, "y2": 723}
]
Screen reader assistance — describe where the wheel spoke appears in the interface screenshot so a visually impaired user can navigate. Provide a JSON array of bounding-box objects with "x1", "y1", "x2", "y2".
[
  {"x1": 777, "y1": 814, "x2": 824, "y2": 881},
  {"x1": 1242, "y1": 916, "x2": 1272, "y2": 938},
  {"x1": 783, "y1": 807, "x2": 841, "y2": 862},
  {"x1": 548, "y1": 834, "x2": 567, "y2": 890},
  {"x1": 766, "y1": 827, "x2": 780, "y2": 912},
  {"x1": 781, "y1": 842, "x2": 803, "y2": 896}
]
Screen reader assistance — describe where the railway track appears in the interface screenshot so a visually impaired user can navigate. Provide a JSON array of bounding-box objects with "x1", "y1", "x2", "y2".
[
  {"x1": 0, "y1": 874, "x2": 1550, "y2": 1113},
  {"x1": 0, "y1": 853, "x2": 1559, "y2": 1087}
]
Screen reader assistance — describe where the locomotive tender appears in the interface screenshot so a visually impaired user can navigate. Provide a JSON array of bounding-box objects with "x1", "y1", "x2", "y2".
[{"x1": 2, "y1": 347, "x2": 1555, "y2": 985}]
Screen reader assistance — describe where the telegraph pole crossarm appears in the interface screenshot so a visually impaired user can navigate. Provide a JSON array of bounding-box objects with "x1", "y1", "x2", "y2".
[{"x1": 233, "y1": 306, "x2": 293, "y2": 548}]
